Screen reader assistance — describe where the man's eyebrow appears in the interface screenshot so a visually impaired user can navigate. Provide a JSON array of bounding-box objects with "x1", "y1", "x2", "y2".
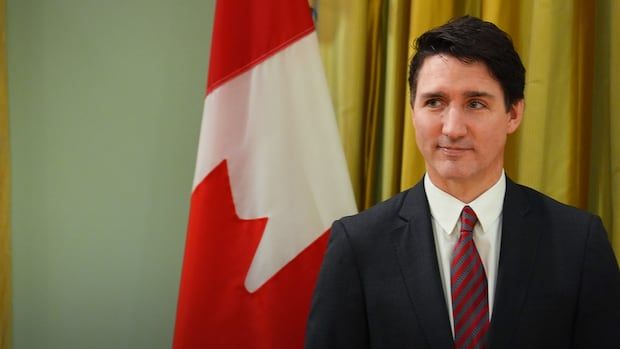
[
  {"x1": 418, "y1": 91, "x2": 496, "y2": 99},
  {"x1": 464, "y1": 91, "x2": 495, "y2": 99},
  {"x1": 419, "y1": 92, "x2": 446, "y2": 99}
]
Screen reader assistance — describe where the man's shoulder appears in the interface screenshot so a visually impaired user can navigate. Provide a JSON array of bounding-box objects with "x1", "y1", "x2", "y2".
[
  {"x1": 335, "y1": 185, "x2": 421, "y2": 240},
  {"x1": 343, "y1": 189, "x2": 408, "y2": 219},
  {"x1": 509, "y1": 180, "x2": 598, "y2": 224}
]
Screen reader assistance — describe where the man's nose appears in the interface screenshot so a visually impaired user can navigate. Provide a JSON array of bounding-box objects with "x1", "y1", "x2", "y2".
[{"x1": 442, "y1": 106, "x2": 467, "y2": 139}]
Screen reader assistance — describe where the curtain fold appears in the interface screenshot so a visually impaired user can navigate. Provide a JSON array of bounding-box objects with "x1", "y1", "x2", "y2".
[
  {"x1": 375, "y1": 0, "x2": 408, "y2": 204},
  {"x1": 0, "y1": 0, "x2": 11, "y2": 346},
  {"x1": 507, "y1": 1, "x2": 590, "y2": 207},
  {"x1": 313, "y1": 0, "x2": 368, "y2": 209},
  {"x1": 609, "y1": 0, "x2": 620, "y2": 258},
  {"x1": 316, "y1": 0, "x2": 619, "y2": 260},
  {"x1": 589, "y1": 0, "x2": 619, "y2": 260}
]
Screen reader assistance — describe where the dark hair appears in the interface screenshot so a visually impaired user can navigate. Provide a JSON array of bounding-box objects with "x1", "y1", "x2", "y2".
[{"x1": 408, "y1": 16, "x2": 525, "y2": 111}]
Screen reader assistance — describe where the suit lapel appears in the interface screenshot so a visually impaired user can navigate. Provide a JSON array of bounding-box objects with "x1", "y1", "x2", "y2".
[
  {"x1": 488, "y1": 178, "x2": 539, "y2": 348},
  {"x1": 391, "y1": 181, "x2": 454, "y2": 348}
]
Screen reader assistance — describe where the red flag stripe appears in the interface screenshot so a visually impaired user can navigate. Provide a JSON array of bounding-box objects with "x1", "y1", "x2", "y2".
[{"x1": 206, "y1": 0, "x2": 315, "y2": 93}]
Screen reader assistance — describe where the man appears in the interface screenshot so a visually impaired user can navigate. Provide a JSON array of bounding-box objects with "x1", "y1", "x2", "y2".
[{"x1": 305, "y1": 16, "x2": 620, "y2": 348}]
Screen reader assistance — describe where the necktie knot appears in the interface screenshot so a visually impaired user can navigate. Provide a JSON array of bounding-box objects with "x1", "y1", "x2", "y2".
[{"x1": 460, "y1": 206, "x2": 478, "y2": 235}]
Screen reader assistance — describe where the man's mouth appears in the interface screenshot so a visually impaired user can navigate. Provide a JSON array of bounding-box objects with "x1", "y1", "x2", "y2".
[{"x1": 437, "y1": 145, "x2": 472, "y2": 156}]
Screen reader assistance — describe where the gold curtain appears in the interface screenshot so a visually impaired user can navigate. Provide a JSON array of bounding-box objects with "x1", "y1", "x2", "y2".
[
  {"x1": 315, "y1": 0, "x2": 619, "y2": 260},
  {"x1": 0, "y1": 0, "x2": 11, "y2": 347}
]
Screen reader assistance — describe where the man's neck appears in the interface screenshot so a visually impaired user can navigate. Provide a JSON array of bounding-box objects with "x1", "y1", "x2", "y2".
[{"x1": 426, "y1": 170, "x2": 504, "y2": 204}]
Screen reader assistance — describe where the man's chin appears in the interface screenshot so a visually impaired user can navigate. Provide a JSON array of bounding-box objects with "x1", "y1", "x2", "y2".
[{"x1": 428, "y1": 164, "x2": 473, "y2": 182}]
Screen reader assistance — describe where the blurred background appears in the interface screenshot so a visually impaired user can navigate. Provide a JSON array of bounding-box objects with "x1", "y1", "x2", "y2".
[
  {"x1": 1, "y1": 0, "x2": 618, "y2": 348},
  {"x1": 3, "y1": 0, "x2": 215, "y2": 348}
]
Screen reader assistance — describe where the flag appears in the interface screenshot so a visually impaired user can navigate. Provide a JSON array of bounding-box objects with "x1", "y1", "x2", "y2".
[{"x1": 172, "y1": 0, "x2": 357, "y2": 348}]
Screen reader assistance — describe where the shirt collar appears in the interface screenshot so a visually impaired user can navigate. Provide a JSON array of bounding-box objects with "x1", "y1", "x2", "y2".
[{"x1": 424, "y1": 172, "x2": 506, "y2": 235}]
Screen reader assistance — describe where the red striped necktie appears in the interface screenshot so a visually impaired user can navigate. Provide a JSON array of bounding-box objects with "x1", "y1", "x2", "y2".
[{"x1": 451, "y1": 206, "x2": 489, "y2": 349}]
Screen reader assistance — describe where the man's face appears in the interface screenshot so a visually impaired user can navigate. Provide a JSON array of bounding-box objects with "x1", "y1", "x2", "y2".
[{"x1": 412, "y1": 54, "x2": 523, "y2": 188}]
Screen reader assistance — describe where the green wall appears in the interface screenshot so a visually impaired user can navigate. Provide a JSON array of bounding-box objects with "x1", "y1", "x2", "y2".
[{"x1": 7, "y1": 0, "x2": 215, "y2": 347}]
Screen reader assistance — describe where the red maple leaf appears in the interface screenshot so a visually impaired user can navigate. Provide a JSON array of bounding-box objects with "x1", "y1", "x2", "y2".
[{"x1": 173, "y1": 160, "x2": 329, "y2": 348}]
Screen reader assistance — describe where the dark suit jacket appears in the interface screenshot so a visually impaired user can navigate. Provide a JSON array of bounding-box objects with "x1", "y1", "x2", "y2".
[{"x1": 305, "y1": 178, "x2": 620, "y2": 348}]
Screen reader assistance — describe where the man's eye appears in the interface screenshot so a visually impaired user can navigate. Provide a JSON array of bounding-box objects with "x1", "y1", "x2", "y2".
[
  {"x1": 468, "y1": 100, "x2": 486, "y2": 109},
  {"x1": 425, "y1": 99, "x2": 442, "y2": 108}
]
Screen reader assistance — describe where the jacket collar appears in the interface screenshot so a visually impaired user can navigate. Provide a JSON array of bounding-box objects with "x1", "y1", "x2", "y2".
[
  {"x1": 392, "y1": 180, "x2": 454, "y2": 348},
  {"x1": 488, "y1": 177, "x2": 537, "y2": 347}
]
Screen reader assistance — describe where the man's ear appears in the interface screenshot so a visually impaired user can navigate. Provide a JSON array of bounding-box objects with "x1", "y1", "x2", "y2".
[{"x1": 507, "y1": 99, "x2": 524, "y2": 134}]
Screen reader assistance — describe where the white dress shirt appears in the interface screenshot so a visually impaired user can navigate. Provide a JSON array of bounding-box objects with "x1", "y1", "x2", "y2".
[{"x1": 424, "y1": 172, "x2": 505, "y2": 336}]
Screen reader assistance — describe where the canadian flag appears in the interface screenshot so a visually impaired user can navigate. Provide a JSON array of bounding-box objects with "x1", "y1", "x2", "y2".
[{"x1": 172, "y1": 0, "x2": 357, "y2": 348}]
